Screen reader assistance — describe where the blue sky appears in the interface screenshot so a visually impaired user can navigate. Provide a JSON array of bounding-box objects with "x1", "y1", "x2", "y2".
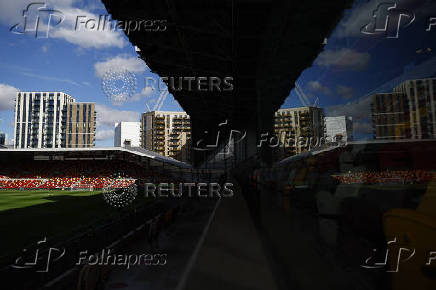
[
  {"x1": 281, "y1": 0, "x2": 436, "y2": 139},
  {"x1": 0, "y1": 0, "x2": 184, "y2": 146},
  {"x1": 1, "y1": 0, "x2": 436, "y2": 145}
]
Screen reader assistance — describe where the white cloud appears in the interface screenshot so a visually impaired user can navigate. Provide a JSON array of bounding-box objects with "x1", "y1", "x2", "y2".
[
  {"x1": 334, "y1": 0, "x2": 381, "y2": 39},
  {"x1": 325, "y1": 94, "x2": 373, "y2": 136},
  {"x1": 95, "y1": 104, "x2": 139, "y2": 142},
  {"x1": 336, "y1": 85, "x2": 354, "y2": 99},
  {"x1": 0, "y1": 0, "x2": 125, "y2": 49},
  {"x1": 0, "y1": 0, "x2": 43, "y2": 26},
  {"x1": 94, "y1": 55, "x2": 147, "y2": 78},
  {"x1": 315, "y1": 48, "x2": 370, "y2": 71},
  {"x1": 50, "y1": 6, "x2": 125, "y2": 49},
  {"x1": 96, "y1": 104, "x2": 139, "y2": 127},
  {"x1": 307, "y1": 81, "x2": 332, "y2": 95},
  {"x1": 52, "y1": 27, "x2": 124, "y2": 49},
  {"x1": 141, "y1": 86, "x2": 153, "y2": 96},
  {"x1": 131, "y1": 86, "x2": 154, "y2": 102},
  {"x1": 0, "y1": 84, "x2": 19, "y2": 111},
  {"x1": 95, "y1": 128, "x2": 114, "y2": 141},
  {"x1": 325, "y1": 94, "x2": 372, "y2": 120}
]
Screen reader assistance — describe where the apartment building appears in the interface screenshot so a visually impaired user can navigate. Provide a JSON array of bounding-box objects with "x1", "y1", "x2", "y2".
[
  {"x1": 14, "y1": 92, "x2": 96, "y2": 148},
  {"x1": 274, "y1": 107, "x2": 325, "y2": 157},
  {"x1": 371, "y1": 93, "x2": 409, "y2": 140},
  {"x1": 114, "y1": 122, "x2": 141, "y2": 147},
  {"x1": 325, "y1": 116, "x2": 353, "y2": 143},
  {"x1": 393, "y1": 78, "x2": 436, "y2": 139},
  {"x1": 141, "y1": 111, "x2": 191, "y2": 162},
  {"x1": 371, "y1": 77, "x2": 436, "y2": 140},
  {"x1": 64, "y1": 103, "x2": 96, "y2": 148}
]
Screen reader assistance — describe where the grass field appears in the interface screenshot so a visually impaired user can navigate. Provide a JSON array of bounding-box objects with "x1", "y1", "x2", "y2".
[
  {"x1": 0, "y1": 190, "x2": 123, "y2": 256},
  {"x1": 0, "y1": 190, "x2": 102, "y2": 211}
]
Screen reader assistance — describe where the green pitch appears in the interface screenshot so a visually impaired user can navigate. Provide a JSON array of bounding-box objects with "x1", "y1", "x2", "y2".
[
  {"x1": 0, "y1": 190, "x2": 117, "y2": 256},
  {"x1": 0, "y1": 189, "x2": 102, "y2": 211}
]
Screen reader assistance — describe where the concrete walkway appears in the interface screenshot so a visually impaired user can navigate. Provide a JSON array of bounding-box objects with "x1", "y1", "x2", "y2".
[
  {"x1": 104, "y1": 199, "x2": 216, "y2": 290},
  {"x1": 104, "y1": 184, "x2": 278, "y2": 290},
  {"x1": 182, "y1": 187, "x2": 278, "y2": 290}
]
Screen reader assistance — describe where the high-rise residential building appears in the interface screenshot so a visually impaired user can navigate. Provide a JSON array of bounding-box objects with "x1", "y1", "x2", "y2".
[
  {"x1": 325, "y1": 116, "x2": 353, "y2": 143},
  {"x1": 14, "y1": 92, "x2": 96, "y2": 148},
  {"x1": 393, "y1": 78, "x2": 436, "y2": 139},
  {"x1": 114, "y1": 122, "x2": 140, "y2": 147},
  {"x1": 371, "y1": 93, "x2": 409, "y2": 140},
  {"x1": 371, "y1": 77, "x2": 436, "y2": 140},
  {"x1": 141, "y1": 111, "x2": 191, "y2": 162},
  {"x1": 274, "y1": 107, "x2": 325, "y2": 157},
  {"x1": 64, "y1": 103, "x2": 96, "y2": 148}
]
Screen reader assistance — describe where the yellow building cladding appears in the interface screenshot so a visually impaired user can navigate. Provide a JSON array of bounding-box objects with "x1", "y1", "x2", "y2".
[
  {"x1": 372, "y1": 93, "x2": 409, "y2": 139},
  {"x1": 65, "y1": 103, "x2": 96, "y2": 148},
  {"x1": 141, "y1": 111, "x2": 191, "y2": 162},
  {"x1": 274, "y1": 107, "x2": 325, "y2": 157},
  {"x1": 373, "y1": 77, "x2": 436, "y2": 140}
]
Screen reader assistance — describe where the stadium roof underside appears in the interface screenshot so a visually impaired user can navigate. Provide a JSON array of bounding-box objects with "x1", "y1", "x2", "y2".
[
  {"x1": 0, "y1": 147, "x2": 192, "y2": 169},
  {"x1": 275, "y1": 139, "x2": 436, "y2": 167},
  {"x1": 102, "y1": 0, "x2": 352, "y2": 165}
]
